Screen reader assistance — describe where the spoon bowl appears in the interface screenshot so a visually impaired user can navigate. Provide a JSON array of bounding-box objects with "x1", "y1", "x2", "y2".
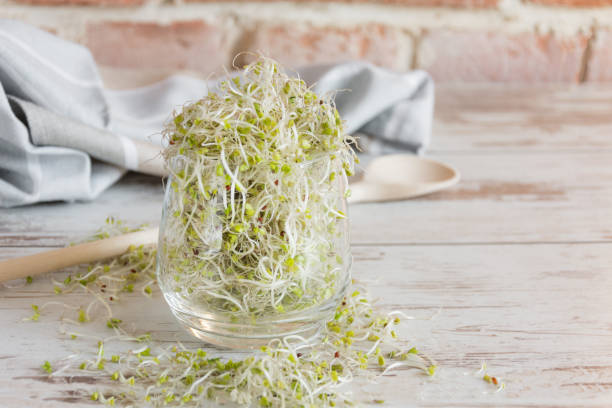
[{"x1": 349, "y1": 154, "x2": 460, "y2": 203}]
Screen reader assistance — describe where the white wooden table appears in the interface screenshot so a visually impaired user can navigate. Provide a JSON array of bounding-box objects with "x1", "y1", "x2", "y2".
[{"x1": 2, "y1": 84, "x2": 612, "y2": 407}]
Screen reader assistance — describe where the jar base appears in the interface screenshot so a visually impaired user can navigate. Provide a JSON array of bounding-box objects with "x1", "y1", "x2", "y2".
[
  {"x1": 163, "y1": 288, "x2": 347, "y2": 350},
  {"x1": 168, "y1": 305, "x2": 331, "y2": 349},
  {"x1": 178, "y1": 314, "x2": 325, "y2": 349},
  {"x1": 162, "y1": 268, "x2": 351, "y2": 349}
]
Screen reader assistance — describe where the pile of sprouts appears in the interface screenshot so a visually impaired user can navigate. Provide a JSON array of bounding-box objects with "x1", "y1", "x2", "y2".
[
  {"x1": 30, "y1": 219, "x2": 448, "y2": 407},
  {"x1": 73, "y1": 284, "x2": 435, "y2": 407},
  {"x1": 159, "y1": 56, "x2": 356, "y2": 319}
]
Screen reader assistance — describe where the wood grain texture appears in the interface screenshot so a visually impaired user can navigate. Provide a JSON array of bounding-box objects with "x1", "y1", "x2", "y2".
[
  {"x1": 2, "y1": 244, "x2": 611, "y2": 406},
  {"x1": 431, "y1": 84, "x2": 612, "y2": 153},
  {"x1": 2, "y1": 151, "x2": 611, "y2": 246},
  {"x1": 1, "y1": 84, "x2": 612, "y2": 407}
]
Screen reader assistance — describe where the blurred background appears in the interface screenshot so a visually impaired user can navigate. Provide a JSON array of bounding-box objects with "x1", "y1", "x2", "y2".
[{"x1": 1, "y1": 0, "x2": 606, "y2": 87}]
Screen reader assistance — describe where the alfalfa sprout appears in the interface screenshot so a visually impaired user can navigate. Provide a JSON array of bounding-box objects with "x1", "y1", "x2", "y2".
[{"x1": 33, "y1": 220, "x2": 435, "y2": 407}]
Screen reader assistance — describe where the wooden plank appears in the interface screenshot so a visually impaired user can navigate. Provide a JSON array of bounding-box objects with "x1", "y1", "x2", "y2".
[
  {"x1": 5, "y1": 150, "x2": 610, "y2": 246},
  {"x1": 1, "y1": 243, "x2": 611, "y2": 406},
  {"x1": 1, "y1": 83, "x2": 611, "y2": 408},
  {"x1": 0, "y1": 174, "x2": 164, "y2": 247},
  {"x1": 432, "y1": 85, "x2": 612, "y2": 153},
  {"x1": 351, "y1": 151, "x2": 612, "y2": 244}
]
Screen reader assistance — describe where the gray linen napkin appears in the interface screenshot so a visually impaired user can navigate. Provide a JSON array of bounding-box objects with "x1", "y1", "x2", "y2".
[{"x1": 0, "y1": 19, "x2": 434, "y2": 208}]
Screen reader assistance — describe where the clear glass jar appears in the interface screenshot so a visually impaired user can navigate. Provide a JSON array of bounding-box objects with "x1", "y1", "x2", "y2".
[{"x1": 157, "y1": 155, "x2": 351, "y2": 349}]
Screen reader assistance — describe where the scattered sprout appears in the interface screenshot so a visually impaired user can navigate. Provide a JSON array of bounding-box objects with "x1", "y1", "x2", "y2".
[
  {"x1": 427, "y1": 365, "x2": 437, "y2": 376},
  {"x1": 107, "y1": 318, "x2": 122, "y2": 329},
  {"x1": 34, "y1": 220, "x2": 436, "y2": 406},
  {"x1": 481, "y1": 363, "x2": 505, "y2": 392},
  {"x1": 78, "y1": 309, "x2": 88, "y2": 323},
  {"x1": 25, "y1": 304, "x2": 41, "y2": 322},
  {"x1": 45, "y1": 217, "x2": 157, "y2": 326},
  {"x1": 60, "y1": 271, "x2": 433, "y2": 407}
]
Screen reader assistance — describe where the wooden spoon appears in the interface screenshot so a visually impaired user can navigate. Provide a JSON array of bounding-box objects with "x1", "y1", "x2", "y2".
[
  {"x1": 349, "y1": 154, "x2": 460, "y2": 204},
  {"x1": 0, "y1": 228, "x2": 158, "y2": 283}
]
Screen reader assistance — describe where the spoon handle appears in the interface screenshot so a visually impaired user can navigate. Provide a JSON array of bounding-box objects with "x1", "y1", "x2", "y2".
[{"x1": 0, "y1": 228, "x2": 159, "y2": 283}]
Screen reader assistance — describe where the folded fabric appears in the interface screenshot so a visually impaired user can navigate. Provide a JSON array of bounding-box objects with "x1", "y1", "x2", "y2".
[{"x1": 0, "y1": 18, "x2": 434, "y2": 208}]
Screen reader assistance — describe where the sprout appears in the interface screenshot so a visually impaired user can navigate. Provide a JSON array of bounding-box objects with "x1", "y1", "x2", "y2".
[
  {"x1": 42, "y1": 360, "x2": 52, "y2": 374},
  {"x1": 28, "y1": 304, "x2": 40, "y2": 321},
  {"x1": 78, "y1": 309, "x2": 88, "y2": 323},
  {"x1": 481, "y1": 365, "x2": 505, "y2": 392},
  {"x1": 107, "y1": 318, "x2": 122, "y2": 329},
  {"x1": 427, "y1": 365, "x2": 437, "y2": 376}
]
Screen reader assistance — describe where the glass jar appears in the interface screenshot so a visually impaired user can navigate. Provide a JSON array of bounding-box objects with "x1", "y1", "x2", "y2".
[{"x1": 157, "y1": 155, "x2": 351, "y2": 349}]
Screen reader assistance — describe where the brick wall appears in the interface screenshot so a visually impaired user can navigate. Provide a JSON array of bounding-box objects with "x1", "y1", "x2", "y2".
[{"x1": 1, "y1": 0, "x2": 611, "y2": 84}]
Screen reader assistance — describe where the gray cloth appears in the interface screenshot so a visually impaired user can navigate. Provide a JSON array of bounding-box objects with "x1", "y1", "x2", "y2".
[{"x1": 0, "y1": 19, "x2": 434, "y2": 208}]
